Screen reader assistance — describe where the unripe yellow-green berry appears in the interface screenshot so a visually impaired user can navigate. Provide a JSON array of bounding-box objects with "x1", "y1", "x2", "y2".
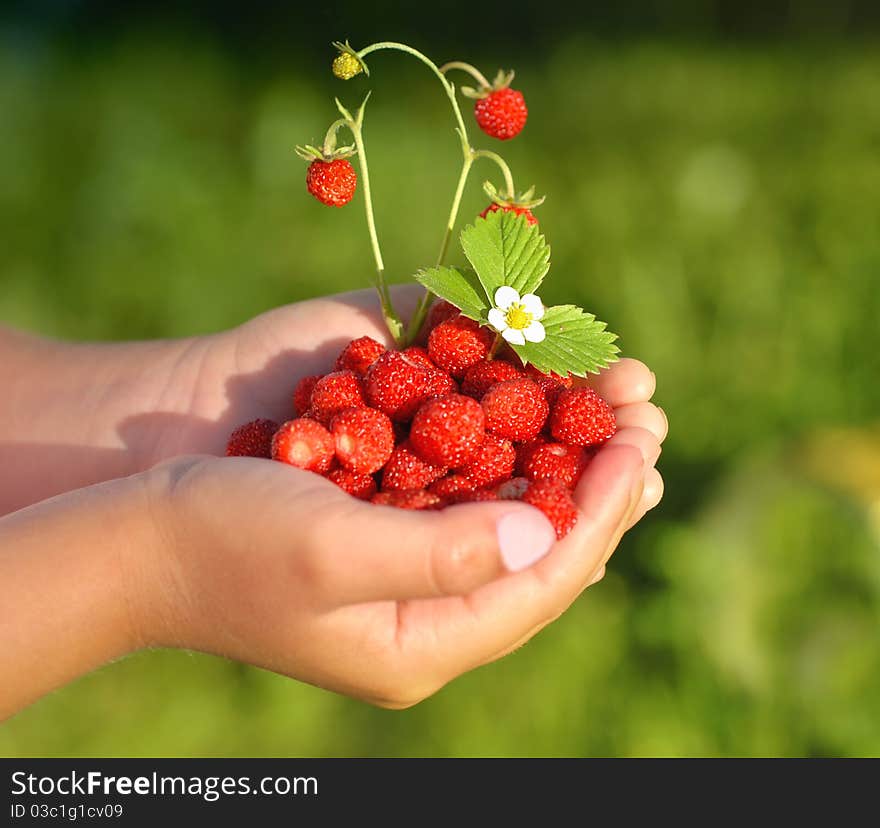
[{"x1": 332, "y1": 52, "x2": 362, "y2": 80}]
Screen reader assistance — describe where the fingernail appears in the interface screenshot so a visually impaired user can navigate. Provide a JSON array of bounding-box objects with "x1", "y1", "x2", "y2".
[{"x1": 497, "y1": 510, "x2": 557, "y2": 572}]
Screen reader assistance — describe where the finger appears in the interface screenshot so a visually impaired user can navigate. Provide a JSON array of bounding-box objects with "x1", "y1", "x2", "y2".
[
  {"x1": 295, "y1": 487, "x2": 558, "y2": 606},
  {"x1": 613, "y1": 402, "x2": 668, "y2": 444},
  {"x1": 582, "y1": 358, "x2": 656, "y2": 406},
  {"x1": 604, "y1": 426, "x2": 662, "y2": 468},
  {"x1": 409, "y1": 445, "x2": 645, "y2": 673},
  {"x1": 625, "y1": 467, "x2": 664, "y2": 529}
]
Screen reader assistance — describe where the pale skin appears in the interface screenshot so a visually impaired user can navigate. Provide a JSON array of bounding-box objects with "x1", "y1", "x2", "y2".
[{"x1": 0, "y1": 286, "x2": 666, "y2": 718}]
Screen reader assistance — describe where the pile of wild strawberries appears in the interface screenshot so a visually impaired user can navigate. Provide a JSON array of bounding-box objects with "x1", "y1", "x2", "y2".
[{"x1": 225, "y1": 302, "x2": 616, "y2": 538}]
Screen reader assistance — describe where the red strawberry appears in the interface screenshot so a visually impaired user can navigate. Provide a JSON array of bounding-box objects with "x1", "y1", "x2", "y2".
[
  {"x1": 481, "y1": 378, "x2": 549, "y2": 441},
  {"x1": 331, "y1": 406, "x2": 394, "y2": 475},
  {"x1": 293, "y1": 375, "x2": 321, "y2": 417},
  {"x1": 326, "y1": 467, "x2": 377, "y2": 500},
  {"x1": 454, "y1": 434, "x2": 515, "y2": 487},
  {"x1": 306, "y1": 158, "x2": 357, "y2": 207},
  {"x1": 428, "y1": 316, "x2": 495, "y2": 379},
  {"x1": 521, "y1": 441, "x2": 591, "y2": 489},
  {"x1": 428, "y1": 473, "x2": 479, "y2": 499},
  {"x1": 272, "y1": 418, "x2": 335, "y2": 473},
  {"x1": 426, "y1": 300, "x2": 460, "y2": 334},
  {"x1": 448, "y1": 488, "x2": 499, "y2": 504},
  {"x1": 479, "y1": 202, "x2": 537, "y2": 225},
  {"x1": 225, "y1": 418, "x2": 278, "y2": 458},
  {"x1": 381, "y1": 440, "x2": 447, "y2": 491},
  {"x1": 515, "y1": 437, "x2": 548, "y2": 476},
  {"x1": 402, "y1": 346, "x2": 436, "y2": 370},
  {"x1": 410, "y1": 393, "x2": 486, "y2": 467},
  {"x1": 335, "y1": 336, "x2": 386, "y2": 376},
  {"x1": 461, "y1": 359, "x2": 522, "y2": 399},
  {"x1": 309, "y1": 370, "x2": 366, "y2": 425},
  {"x1": 496, "y1": 477, "x2": 530, "y2": 500},
  {"x1": 550, "y1": 387, "x2": 616, "y2": 447},
  {"x1": 365, "y1": 350, "x2": 450, "y2": 422},
  {"x1": 522, "y1": 478, "x2": 579, "y2": 539},
  {"x1": 523, "y1": 365, "x2": 572, "y2": 405},
  {"x1": 474, "y1": 87, "x2": 528, "y2": 141},
  {"x1": 371, "y1": 489, "x2": 446, "y2": 510}
]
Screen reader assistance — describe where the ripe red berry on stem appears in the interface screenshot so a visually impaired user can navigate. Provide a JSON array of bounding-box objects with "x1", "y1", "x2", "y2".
[
  {"x1": 272, "y1": 419, "x2": 336, "y2": 473},
  {"x1": 474, "y1": 87, "x2": 528, "y2": 140},
  {"x1": 306, "y1": 158, "x2": 357, "y2": 207},
  {"x1": 479, "y1": 202, "x2": 538, "y2": 226},
  {"x1": 409, "y1": 393, "x2": 486, "y2": 467},
  {"x1": 550, "y1": 387, "x2": 617, "y2": 447},
  {"x1": 226, "y1": 419, "x2": 279, "y2": 458}
]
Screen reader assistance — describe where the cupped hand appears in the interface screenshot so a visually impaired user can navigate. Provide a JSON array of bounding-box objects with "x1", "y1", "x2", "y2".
[{"x1": 135, "y1": 317, "x2": 666, "y2": 707}]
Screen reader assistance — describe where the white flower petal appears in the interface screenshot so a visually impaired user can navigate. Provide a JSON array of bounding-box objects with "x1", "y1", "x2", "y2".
[
  {"x1": 523, "y1": 321, "x2": 546, "y2": 343},
  {"x1": 520, "y1": 293, "x2": 545, "y2": 320},
  {"x1": 502, "y1": 327, "x2": 526, "y2": 346},
  {"x1": 487, "y1": 308, "x2": 509, "y2": 332},
  {"x1": 494, "y1": 285, "x2": 520, "y2": 311}
]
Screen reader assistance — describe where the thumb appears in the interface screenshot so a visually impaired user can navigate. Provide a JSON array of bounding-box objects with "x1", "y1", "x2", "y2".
[{"x1": 294, "y1": 492, "x2": 558, "y2": 606}]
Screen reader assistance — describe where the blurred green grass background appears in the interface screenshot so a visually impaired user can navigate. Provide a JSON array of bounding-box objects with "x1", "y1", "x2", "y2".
[{"x1": 1, "y1": 10, "x2": 879, "y2": 756}]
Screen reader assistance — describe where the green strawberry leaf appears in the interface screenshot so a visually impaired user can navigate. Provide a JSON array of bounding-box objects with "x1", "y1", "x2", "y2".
[
  {"x1": 460, "y1": 209, "x2": 550, "y2": 303},
  {"x1": 413, "y1": 266, "x2": 490, "y2": 323},
  {"x1": 511, "y1": 305, "x2": 620, "y2": 377}
]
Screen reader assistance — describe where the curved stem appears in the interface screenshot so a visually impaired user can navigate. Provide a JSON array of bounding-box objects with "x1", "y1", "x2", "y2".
[
  {"x1": 342, "y1": 106, "x2": 404, "y2": 346},
  {"x1": 439, "y1": 61, "x2": 491, "y2": 90},
  {"x1": 322, "y1": 118, "x2": 350, "y2": 156},
  {"x1": 472, "y1": 149, "x2": 516, "y2": 198}
]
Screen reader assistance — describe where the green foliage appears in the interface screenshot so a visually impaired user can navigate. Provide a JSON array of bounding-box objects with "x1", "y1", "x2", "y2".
[
  {"x1": 413, "y1": 266, "x2": 488, "y2": 321},
  {"x1": 1, "y1": 34, "x2": 879, "y2": 758},
  {"x1": 459, "y1": 209, "x2": 550, "y2": 298}
]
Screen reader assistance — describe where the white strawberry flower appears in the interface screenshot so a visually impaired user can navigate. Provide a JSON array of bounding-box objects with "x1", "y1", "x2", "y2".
[{"x1": 487, "y1": 286, "x2": 546, "y2": 346}]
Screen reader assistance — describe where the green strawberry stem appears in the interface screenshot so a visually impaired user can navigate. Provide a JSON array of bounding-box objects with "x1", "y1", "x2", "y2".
[
  {"x1": 487, "y1": 332, "x2": 504, "y2": 360},
  {"x1": 353, "y1": 42, "x2": 521, "y2": 346},
  {"x1": 471, "y1": 150, "x2": 516, "y2": 199},
  {"x1": 322, "y1": 118, "x2": 349, "y2": 155},
  {"x1": 438, "y1": 61, "x2": 492, "y2": 91},
  {"x1": 335, "y1": 94, "x2": 405, "y2": 346}
]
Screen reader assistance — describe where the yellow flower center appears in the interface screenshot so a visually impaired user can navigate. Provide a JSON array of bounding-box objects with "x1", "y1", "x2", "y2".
[{"x1": 505, "y1": 303, "x2": 533, "y2": 330}]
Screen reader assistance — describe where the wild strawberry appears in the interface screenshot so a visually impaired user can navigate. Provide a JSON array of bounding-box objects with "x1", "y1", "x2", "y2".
[
  {"x1": 454, "y1": 434, "x2": 515, "y2": 487},
  {"x1": 481, "y1": 378, "x2": 549, "y2": 441},
  {"x1": 448, "y1": 488, "x2": 499, "y2": 504},
  {"x1": 461, "y1": 359, "x2": 522, "y2": 399},
  {"x1": 521, "y1": 441, "x2": 591, "y2": 489},
  {"x1": 479, "y1": 202, "x2": 537, "y2": 225},
  {"x1": 381, "y1": 440, "x2": 447, "y2": 491},
  {"x1": 365, "y1": 350, "x2": 449, "y2": 422},
  {"x1": 331, "y1": 407, "x2": 394, "y2": 475},
  {"x1": 551, "y1": 387, "x2": 616, "y2": 447},
  {"x1": 309, "y1": 370, "x2": 366, "y2": 425},
  {"x1": 335, "y1": 336, "x2": 386, "y2": 376},
  {"x1": 401, "y1": 346, "x2": 436, "y2": 370},
  {"x1": 522, "y1": 478, "x2": 579, "y2": 539},
  {"x1": 514, "y1": 437, "x2": 548, "y2": 476},
  {"x1": 372, "y1": 489, "x2": 446, "y2": 510},
  {"x1": 428, "y1": 316, "x2": 494, "y2": 379},
  {"x1": 410, "y1": 393, "x2": 486, "y2": 467},
  {"x1": 474, "y1": 87, "x2": 528, "y2": 140},
  {"x1": 428, "y1": 473, "x2": 479, "y2": 499},
  {"x1": 326, "y1": 467, "x2": 377, "y2": 500},
  {"x1": 496, "y1": 477, "x2": 530, "y2": 500},
  {"x1": 426, "y1": 300, "x2": 460, "y2": 334},
  {"x1": 305, "y1": 158, "x2": 357, "y2": 207},
  {"x1": 293, "y1": 375, "x2": 321, "y2": 417},
  {"x1": 225, "y1": 418, "x2": 278, "y2": 458},
  {"x1": 523, "y1": 365, "x2": 572, "y2": 406},
  {"x1": 272, "y1": 418, "x2": 335, "y2": 473}
]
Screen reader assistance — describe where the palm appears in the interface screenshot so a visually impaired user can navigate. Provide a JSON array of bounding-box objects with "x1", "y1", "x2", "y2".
[{"x1": 153, "y1": 287, "x2": 422, "y2": 461}]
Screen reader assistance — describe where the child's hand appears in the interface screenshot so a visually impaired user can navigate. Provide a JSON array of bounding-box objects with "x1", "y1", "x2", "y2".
[{"x1": 127, "y1": 345, "x2": 664, "y2": 708}]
